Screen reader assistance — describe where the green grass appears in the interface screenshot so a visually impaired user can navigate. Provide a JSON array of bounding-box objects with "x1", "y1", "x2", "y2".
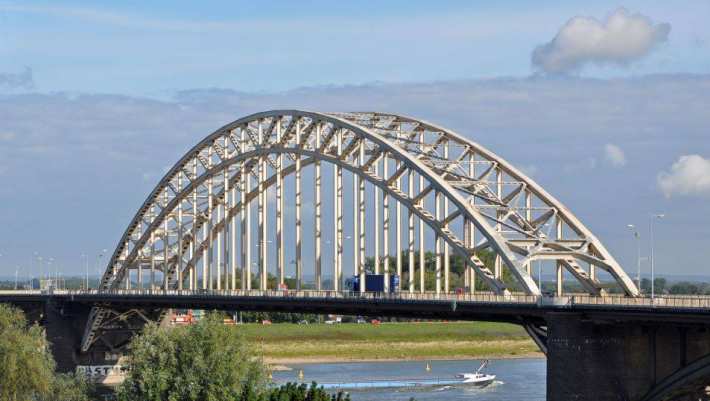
[
  {"x1": 232, "y1": 322, "x2": 540, "y2": 361},
  {"x1": 238, "y1": 321, "x2": 526, "y2": 343}
]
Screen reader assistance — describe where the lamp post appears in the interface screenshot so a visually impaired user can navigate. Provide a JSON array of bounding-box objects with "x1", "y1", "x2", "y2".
[
  {"x1": 15, "y1": 266, "x2": 19, "y2": 290},
  {"x1": 95, "y1": 249, "x2": 107, "y2": 290},
  {"x1": 627, "y1": 224, "x2": 642, "y2": 292},
  {"x1": 47, "y1": 257, "x2": 54, "y2": 289},
  {"x1": 649, "y1": 214, "x2": 665, "y2": 300},
  {"x1": 81, "y1": 254, "x2": 89, "y2": 290},
  {"x1": 37, "y1": 254, "x2": 43, "y2": 288}
]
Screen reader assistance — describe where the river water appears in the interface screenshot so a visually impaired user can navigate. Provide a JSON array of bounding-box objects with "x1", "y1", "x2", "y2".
[{"x1": 272, "y1": 358, "x2": 546, "y2": 401}]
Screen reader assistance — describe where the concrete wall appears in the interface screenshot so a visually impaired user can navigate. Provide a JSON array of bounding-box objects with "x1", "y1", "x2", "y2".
[{"x1": 546, "y1": 313, "x2": 710, "y2": 401}]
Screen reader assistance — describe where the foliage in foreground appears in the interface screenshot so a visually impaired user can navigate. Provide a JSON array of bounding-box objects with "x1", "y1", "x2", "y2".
[
  {"x1": 0, "y1": 304, "x2": 91, "y2": 401},
  {"x1": 117, "y1": 313, "x2": 352, "y2": 401},
  {"x1": 117, "y1": 312, "x2": 269, "y2": 401},
  {"x1": 266, "y1": 382, "x2": 349, "y2": 401}
]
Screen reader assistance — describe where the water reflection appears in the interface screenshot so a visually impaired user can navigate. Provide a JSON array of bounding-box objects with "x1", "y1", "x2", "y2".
[{"x1": 272, "y1": 358, "x2": 546, "y2": 401}]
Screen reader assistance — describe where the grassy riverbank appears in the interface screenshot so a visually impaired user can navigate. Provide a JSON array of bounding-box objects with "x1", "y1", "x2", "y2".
[{"x1": 237, "y1": 322, "x2": 542, "y2": 363}]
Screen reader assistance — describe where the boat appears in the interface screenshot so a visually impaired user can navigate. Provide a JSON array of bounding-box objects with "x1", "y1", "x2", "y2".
[
  {"x1": 314, "y1": 360, "x2": 496, "y2": 390},
  {"x1": 455, "y1": 360, "x2": 496, "y2": 386}
]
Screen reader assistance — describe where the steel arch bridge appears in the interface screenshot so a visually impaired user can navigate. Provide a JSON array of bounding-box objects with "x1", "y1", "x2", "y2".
[{"x1": 81, "y1": 110, "x2": 638, "y2": 352}]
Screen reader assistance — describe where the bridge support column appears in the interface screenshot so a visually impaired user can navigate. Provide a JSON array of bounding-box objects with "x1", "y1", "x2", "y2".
[
  {"x1": 418, "y1": 164, "x2": 425, "y2": 293},
  {"x1": 407, "y1": 170, "x2": 415, "y2": 293},
  {"x1": 333, "y1": 129, "x2": 343, "y2": 291},
  {"x1": 383, "y1": 154, "x2": 390, "y2": 291},
  {"x1": 443, "y1": 142, "x2": 450, "y2": 294},
  {"x1": 546, "y1": 313, "x2": 710, "y2": 401}
]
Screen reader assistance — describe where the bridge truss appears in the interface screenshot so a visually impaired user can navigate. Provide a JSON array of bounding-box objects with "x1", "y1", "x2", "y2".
[{"x1": 81, "y1": 110, "x2": 638, "y2": 353}]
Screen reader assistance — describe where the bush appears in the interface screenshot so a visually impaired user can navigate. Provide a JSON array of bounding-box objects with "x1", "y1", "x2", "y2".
[
  {"x1": 0, "y1": 304, "x2": 92, "y2": 401},
  {"x1": 47, "y1": 373, "x2": 93, "y2": 401},
  {"x1": 0, "y1": 304, "x2": 56, "y2": 401},
  {"x1": 267, "y1": 382, "x2": 350, "y2": 401},
  {"x1": 117, "y1": 312, "x2": 268, "y2": 401}
]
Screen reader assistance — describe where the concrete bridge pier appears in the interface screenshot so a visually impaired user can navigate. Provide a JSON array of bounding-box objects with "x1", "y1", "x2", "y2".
[{"x1": 546, "y1": 313, "x2": 710, "y2": 401}]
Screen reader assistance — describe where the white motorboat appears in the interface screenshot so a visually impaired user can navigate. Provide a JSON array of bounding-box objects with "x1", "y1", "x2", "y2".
[{"x1": 455, "y1": 360, "x2": 496, "y2": 387}]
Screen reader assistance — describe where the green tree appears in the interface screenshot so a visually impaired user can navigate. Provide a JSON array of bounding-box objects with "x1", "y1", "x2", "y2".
[
  {"x1": 362, "y1": 248, "x2": 518, "y2": 292},
  {"x1": 46, "y1": 373, "x2": 92, "y2": 401},
  {"x1": 0, "y1": 304, "x2": 56, "y2": 401},
  {"x1": 267, "y1": 382, "x2": 350, "y2": 401},
  {"x1": 117, "y1": 312, "x2": 268, "y2": 401}
]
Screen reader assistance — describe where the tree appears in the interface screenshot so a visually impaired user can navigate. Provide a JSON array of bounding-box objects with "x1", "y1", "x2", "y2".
[
  {"x1": 362, "y1": 248, "x2": 518, "y2": 292},
  {"x1": 267, "y1": 382, "x2": 350, "y2": 401},
  {"x1": 47, "y1": 373, "x2": 92, "y2": 401},
  {"x1": 117, "y1": 312, "x2": 268, "y2": 401},
  {"x1": 0, "y1": 304, "x2": 56, "y2": 401}
]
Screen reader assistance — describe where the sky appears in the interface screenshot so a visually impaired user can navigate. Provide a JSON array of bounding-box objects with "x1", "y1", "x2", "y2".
[{"x1": 0, "y1": 1, "x2": 709, "y2": 281}]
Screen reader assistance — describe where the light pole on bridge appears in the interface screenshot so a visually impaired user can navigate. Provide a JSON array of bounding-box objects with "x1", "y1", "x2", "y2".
[
  {"x1": 37, "y1": 254, "x2": 43, "y2": 288},
  {"x1": 95, "y1": 249, "x2": 107, "y2": 290},
  {"x1": 47, "y1": 257, "x2": 54, "y2": 289},
  {"x1": 649, "y1": 214, "x2": 665, "y2": 300},
  {"x1": 81, "y1": 253, "x2": 89, "y2": 290},
  {"x1": 627, "y1": 224, "x2": 642, "y2": 292}
]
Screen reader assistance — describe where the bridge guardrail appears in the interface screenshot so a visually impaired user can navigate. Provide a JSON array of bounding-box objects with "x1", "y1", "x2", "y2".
[
  {"x1": 4, "y1": 289, "x2": 710, "y2": 310},
  {"x1": 570, "y1": 295, "x2": 710, "y2": 309}
]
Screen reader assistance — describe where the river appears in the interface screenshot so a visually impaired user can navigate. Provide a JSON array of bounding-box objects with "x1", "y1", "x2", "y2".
[{"x1": 272, "y1": 358, "x2": 546, "y2": 400}]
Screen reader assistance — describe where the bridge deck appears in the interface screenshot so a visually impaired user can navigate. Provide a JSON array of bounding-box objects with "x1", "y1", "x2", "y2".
[{"x1": 3, "y1": 290, "x2": 710, "y2": 324}]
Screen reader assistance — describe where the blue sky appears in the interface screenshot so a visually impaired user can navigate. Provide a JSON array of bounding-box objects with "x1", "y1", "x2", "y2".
[
  {"x1": 0, "y1": 1, "x2": 709, "y2": 281},
  {"x1": 1, "y1": 1, "x2": 709, "y2": 94}
]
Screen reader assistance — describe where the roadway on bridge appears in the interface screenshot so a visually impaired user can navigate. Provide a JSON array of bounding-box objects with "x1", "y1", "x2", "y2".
[{"x1": 4, "y1": 289, "x2": 710, "y2": 324}]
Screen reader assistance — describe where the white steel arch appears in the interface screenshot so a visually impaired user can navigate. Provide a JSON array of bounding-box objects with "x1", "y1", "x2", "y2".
[{"x1": 81, "y1": 110, "x2": 638, "y2": 352}]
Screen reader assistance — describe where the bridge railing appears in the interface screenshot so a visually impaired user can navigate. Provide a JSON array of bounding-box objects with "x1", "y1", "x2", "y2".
[
  {"x1": 60, "y1": 288, "x2": 541, "y2": 304},
  {"x1": 570, "y1": 295, "x2": 710, "y2": 309},
  {"x1": 5, "y1": 289, "x2": 710, "y2": 310},
  {"x1": 0, "y1": 290, "x2": 43, "y2": 295}
]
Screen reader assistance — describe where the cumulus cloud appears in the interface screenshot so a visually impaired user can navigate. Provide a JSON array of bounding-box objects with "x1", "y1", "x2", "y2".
[
  {"x1": 658, "y1": 155, "x2": 710, "y2": 198},
  {"x1": 604, "y1": 143, "x2": 626, "y2": 167},
  {"x1": 0, "y1": 67, "x2": 34, "y2": 90},
  {"x1": 532, "y1": 8, "x2": 671, "y2": 74}
]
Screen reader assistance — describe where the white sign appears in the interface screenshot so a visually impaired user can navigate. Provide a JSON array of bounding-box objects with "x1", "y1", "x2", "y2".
[{"x1": 76, "y1": 365, "x2": 129, "y2": 381}]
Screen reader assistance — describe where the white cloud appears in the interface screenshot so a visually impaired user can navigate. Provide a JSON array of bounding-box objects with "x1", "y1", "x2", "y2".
[
  {"x1": 532, "y1": 8, "x2": 671, "y2": 74},
  {"x1": 0, "y1": 67, "x2": 34, "y2": 90},
  {"x1": 604, "y1": 143, "x2": 626, "y2": 167},
  {"x1": 658, "y1": 155, "x2": 710, "y2": 198}
]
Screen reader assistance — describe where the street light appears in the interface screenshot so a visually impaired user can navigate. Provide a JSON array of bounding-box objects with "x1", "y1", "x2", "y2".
[
  {"x1": 95, "y1": 249, "x2": 108, "y2": 290},
  {"x1": 649, "y1": 214, "x2": 665, "y2": 300},
  {"x1": 47, "y1": 257, "x2": 54, "y2": 289},
  {"x1": 627, "y1": 224, "x2": 642, "y2": 292},
  {"x1": 81, "y1": 254, "x2": 89, "y2": 290},
  {"x1": 37, "y1": 255, "x2": 43, "y2": 288}
]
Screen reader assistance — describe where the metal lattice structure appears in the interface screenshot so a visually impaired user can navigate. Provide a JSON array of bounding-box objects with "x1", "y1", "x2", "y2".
[{"x1": 81, "y1": 110, "x2": 638, "y2": 352}]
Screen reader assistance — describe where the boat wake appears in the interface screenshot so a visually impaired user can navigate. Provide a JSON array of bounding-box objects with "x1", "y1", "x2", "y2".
[{"x1": 318, "y1": 360, "x2": 498, "y2": 392}]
